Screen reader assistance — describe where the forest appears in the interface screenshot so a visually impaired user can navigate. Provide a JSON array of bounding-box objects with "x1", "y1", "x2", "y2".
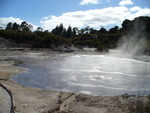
[{"x1": 0, "y1": 16, "x2": 150, "y2": 54}]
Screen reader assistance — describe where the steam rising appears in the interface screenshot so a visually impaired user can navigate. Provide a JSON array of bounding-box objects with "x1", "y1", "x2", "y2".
[
  {"x1": 118, "y1": 33, "x2": 147, "y2": 56},
  {"x1": 118, "y1": 18, "x2": 148, "y2": 57}
]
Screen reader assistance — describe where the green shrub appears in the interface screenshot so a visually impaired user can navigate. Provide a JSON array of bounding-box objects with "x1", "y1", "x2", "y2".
[{"x1": 96, "y1": 45, "x2": 109, "y2": 52}]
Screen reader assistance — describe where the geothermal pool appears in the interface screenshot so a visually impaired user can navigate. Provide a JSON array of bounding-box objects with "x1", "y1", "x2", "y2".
[{"x1": 12, "y1": 51, "x2": 150, "y2": 96}]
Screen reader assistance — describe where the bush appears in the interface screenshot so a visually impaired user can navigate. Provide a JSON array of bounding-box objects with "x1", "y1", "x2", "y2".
[{"x1": 96, "y1": 45, "x2": 109, "y2": 52}]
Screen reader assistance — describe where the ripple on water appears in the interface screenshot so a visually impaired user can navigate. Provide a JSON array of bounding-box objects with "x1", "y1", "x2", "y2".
[{"x1": 12, "y1": 54, "x2": 150, "y2": 96}]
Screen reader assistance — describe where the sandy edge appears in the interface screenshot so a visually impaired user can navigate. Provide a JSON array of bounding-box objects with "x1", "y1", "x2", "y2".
[{"x1": 0, "y1": 50, "x2": 149, "y2": 113}]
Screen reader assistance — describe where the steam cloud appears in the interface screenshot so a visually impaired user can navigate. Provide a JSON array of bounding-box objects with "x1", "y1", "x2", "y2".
[
  {"x1": 118, "y1": 18, "x2": 148, "y2": 57},
  {"x1": 118, "y1": 34, "x2": 147, "y2": 56}
]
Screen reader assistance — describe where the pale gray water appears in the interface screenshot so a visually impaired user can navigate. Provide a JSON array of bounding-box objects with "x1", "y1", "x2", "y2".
[{"x1": 12, "y1": 51, "x2": 150, "y2": 96}]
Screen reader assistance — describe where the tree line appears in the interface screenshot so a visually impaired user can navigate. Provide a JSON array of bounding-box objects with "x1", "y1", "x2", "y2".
[
  {"x1": 5, "y1": 21, "x2": 33, "y2": 32},
  {"x1": 0, "y1": 16, "x2": 150, "y2": 54},
  {"x1": 49, "y1": 23, "x2": 122, "y2": 50}
]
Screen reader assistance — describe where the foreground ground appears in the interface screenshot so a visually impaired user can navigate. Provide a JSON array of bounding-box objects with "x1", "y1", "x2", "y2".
[{"x1": 0, "y1": 49, "x2": 150, "y2": 113}]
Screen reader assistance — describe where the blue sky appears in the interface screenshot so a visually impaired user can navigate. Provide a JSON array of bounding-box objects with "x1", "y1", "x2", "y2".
[{"x1": 0, "y1": 0, "x2": 150, "y2": 30}]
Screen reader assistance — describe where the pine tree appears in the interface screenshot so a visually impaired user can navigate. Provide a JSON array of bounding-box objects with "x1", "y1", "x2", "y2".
[
  {"x1": 66, "y1": 25, "x2": 72, "y2": 38},
  {"x1": 12, "y1": 23, "x2": 20, "y2": 30},
  {"x1": 5, "y1": 22, "x2": 12, "y2": 30},
  {"x1": 58, "y1": 23, "x2": 64, "y2": 35}
]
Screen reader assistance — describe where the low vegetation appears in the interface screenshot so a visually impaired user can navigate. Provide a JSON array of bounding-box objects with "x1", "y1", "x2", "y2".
[{"x1": 0, "y1": 16, "x2": 150, "y2": 54}]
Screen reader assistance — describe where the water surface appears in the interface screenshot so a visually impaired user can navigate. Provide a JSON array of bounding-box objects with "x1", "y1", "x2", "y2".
[{"x1": 12, "y1": 51, "x2": 150, "y2": 96}]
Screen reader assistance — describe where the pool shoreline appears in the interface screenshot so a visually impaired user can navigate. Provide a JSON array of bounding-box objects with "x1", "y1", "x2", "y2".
[{"x1": 0, "y1": 49, "x2": 149, "y2": 113}]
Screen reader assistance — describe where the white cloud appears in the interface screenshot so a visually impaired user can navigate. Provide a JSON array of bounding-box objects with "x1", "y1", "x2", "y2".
[
  {"x1": 0, "y1": 17, "x2": 23, "y2": 28},
  {"x1": 130, "y1": 6, "x2": 141, "y2": 12},
  {"x1": 41, "y1": 6, "x2": 150, "y2": 31},
  {"x1": 0, "y1": 17, "x2": 38, "y2": 30},
  {"x1": 119, "y1": 0, "x2": 133, "y2": 6},
  {"x1": 1, "y1": 6, "x2": 150, "y2": 32},
  {"x1": 128, "y1": 7, "x2": 150, "y2": 20},
  {"x1": 41, "y1": 6, "x2": 129, "y2": 30},
  {"x1": 80, "y1": 0, "x2": 100, "y2": 5}
]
